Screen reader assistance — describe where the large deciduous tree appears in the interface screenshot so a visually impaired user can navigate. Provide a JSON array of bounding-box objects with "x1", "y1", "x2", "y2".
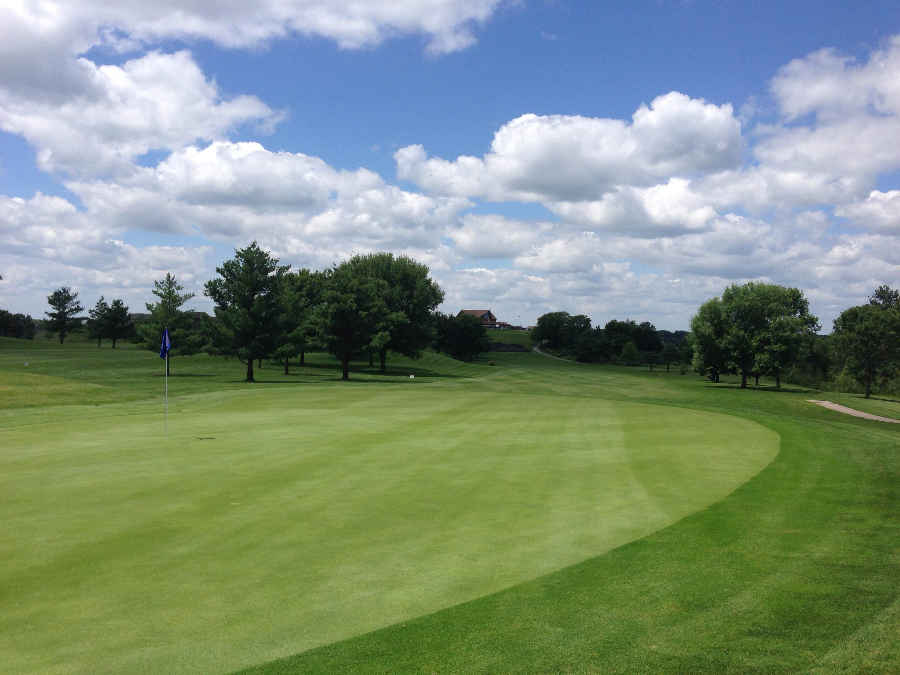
[
  {"x1": 833, "y1": 289, "x2": 900, "y2": 398},
  {"x1": 695, "y1": 282, "x2": 819, "y2": 388},
  {"x1": 434, "y1": 312, "x2": 492, "y2": 362},
  {"x1": 312, "y1": 256, "x2": 389, "y2": 381},
  {"x1": 531, "y1": 311, "x2": 571, "y2": 349},
  {"x1": 354, "y1": 253, "x2": 444, "y2": 374},
  {"x1": 205, "y1": 242, "x2": 287, "y2": 383},
  {"x1": 137, "y1": 273, "x2": 202, "y2": 374},
  {"x1": 45, "y1": 287, "x2": 84, "y2": 344},
  {"x1": 754, "y1": 286, "x2": 820, "y2": 387},
  {"x1": 689, "y1": 297, "x2": 729, "y2": 383}
]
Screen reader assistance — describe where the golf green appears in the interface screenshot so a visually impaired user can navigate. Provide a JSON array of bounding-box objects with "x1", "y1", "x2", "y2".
[{"x1": 0, "y1": 384, "x2": 777, "y2": 675}]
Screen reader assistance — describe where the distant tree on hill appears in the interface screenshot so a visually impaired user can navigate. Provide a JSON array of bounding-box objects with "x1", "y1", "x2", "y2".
[
  {"x1": 205, "y1": 242, "x2": 288, "y2": 383},
  {"x1": 604, "y1": 319, "x2": 663, "y2": 355},
  {"x1": 104, "y1": 299, "x2": 135, "y2": 348},
  {"x1": 617, "y1": 341, "x2": 641, "y2": 366},
  {"x1": 435, "y1": 312, "x2": 491, "y2": 362},
  {"x1": 661, "y1": 343, "x2": 682, "y2": 371},
  {"x1": 833, "y1": 291, "x2": 900, "y2": 398},
  {"x1": 574, "y1": 328, "x2": 612, "y2": 363},
  {"x1": 87, "y1": 297, "x2": 110, "y2": 347},
  {"x1": 137, "y1": 273, "x2": 203, "y2": 374},
  {"x1": 45, "y1": 287, "x2": 84, "y2": 344},
  {"x1": 0, "y1": 309, "x2": 37, "y2": 339},
  {"x1": 531, "y1": 311, "x2": 571, "y2": 349}
]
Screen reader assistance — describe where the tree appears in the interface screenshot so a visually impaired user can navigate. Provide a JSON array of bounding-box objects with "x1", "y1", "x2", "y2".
[
  {"x1": 833, "y1": 302, "x2": 900, "y2": 398},
  {"x1": 355, "y1": 253, "x2": 445, "y2": 374},
  {"x1": 45, "y1": 287, "x2": 84, "y2": 344},
  {"x1": 617, "y1": 341, "x2": 641, "y2": 366},
  {"x1": 272, "y1": 269, "x2": 328, "y2": 374},
  {"x1": 204, "y1": 242, "x2": 288, "y2": 382},
  {"x1": 689, "y1": 297, "x2": 729, "y2": 383},
  {"x1": 661, "y1": 343, "x2": 682, "y2": 371},
  {"x1": 137, "y1": 274, "x2": 202, "y2": 374},
  {"x1": 435, "y1": 312, "x2": 492, "y2": 361},
  {"x1": 531, "y1": 311, "x2": 571, "y2": 349},
  {"x1": 312, "y1": 256, "x2": 390, "y2": 380},
  {"x1": 105, "y1": 299, "x2": 135, "y2": 348},
  {"x1": 869, "y1": 285, "x2": 900, "y2": 311},
  {"x1": 715, "y1": 282, "x2": 818, "y2": 388},
  {"x1": 0, "y1": 310, "x2": 37, "y2": 339},
  {"x1": 87, "y1": 297, "x2": 110, "y2": 347}
]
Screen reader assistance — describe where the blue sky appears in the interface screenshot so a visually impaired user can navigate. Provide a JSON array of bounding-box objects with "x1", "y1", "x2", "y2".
[{"x1": 2, "y1": 0, "x2": 900, "y2": 328}]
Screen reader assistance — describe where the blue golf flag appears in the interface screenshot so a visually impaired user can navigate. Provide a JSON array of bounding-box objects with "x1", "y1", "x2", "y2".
[{"x1": 159, "y1": 327, "x2": 170, "y2": 359}]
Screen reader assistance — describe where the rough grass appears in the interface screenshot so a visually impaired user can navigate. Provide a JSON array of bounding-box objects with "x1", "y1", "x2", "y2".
[{"x1": 1, "y1": 338, "x2": 898, "y2": 675}]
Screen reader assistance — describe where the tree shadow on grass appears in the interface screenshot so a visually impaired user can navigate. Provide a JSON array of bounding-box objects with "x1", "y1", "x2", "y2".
[
  {"x1": 286, "y1": 361, "x2": 467, "y2": 379},
  {"x1": 702, "y1": 382, "x2": 814, "y2": 394},
  {"x1": 153, "y1": 373, "x2": 216, "y2": 378}
]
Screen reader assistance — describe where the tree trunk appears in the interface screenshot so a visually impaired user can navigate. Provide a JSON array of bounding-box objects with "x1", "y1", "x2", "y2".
[
  {"x1": 776, "y1": 372, "x2": 780, "y2": 388},
  {"x1": 97, "y1": 338, "x2": 101, "y2": 347},
  {"x1": 741, "y1": 372, "x2": 747, "y2": 388},
  {"x1": 666, "y1": 363, "x2": 670, "y2": 372},
  {"x1": 342, "y1": 360, "x2": 349, "y2": 381},
  {"x1": 755, "y1": 375, "x2": 759, "y2": 386},
  {"x1": 300, "y1": 351, "x2": 305, "y2": 365},
  {"x1": 865, "y1": 381, "x2": 871, "y2": 399},
  {"x1": 59, "y1": 333, "x2": 65, "y2": 344},
  {"x1": 112, "y1": 339, "x2": 117, "y2": 348},
  {"x1": 246, "y1": 359, "x2": 254, "y2": 382},
  {"x1": 284, "y1": 357, "x2": 289, "y2": 375},
  {"x1": 715, "y1": 373, "x2": 720, "y2": 383},
  {"x1": 379, "y1": 348, "x2": 387, "y2": 375},
  {"x1": 258, "y1": 358, "x2": 262, "y2": 369},
  {"x1": 649, "y1": 362, "x2": 653, "y2": 371},
  {"x1": 368, "y1": 351, "x2": 374, "y2": 367}
]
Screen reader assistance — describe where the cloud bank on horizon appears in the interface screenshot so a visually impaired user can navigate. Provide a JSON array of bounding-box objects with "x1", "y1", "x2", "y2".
[{"x1": 1, "y1": 0, "x2": 899, "y2": 329}]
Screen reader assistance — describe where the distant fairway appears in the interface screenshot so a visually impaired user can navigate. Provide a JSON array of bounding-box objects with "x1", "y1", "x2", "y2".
[{"x1": 1, "y1": 338, "x2": 898, "y2": 675}]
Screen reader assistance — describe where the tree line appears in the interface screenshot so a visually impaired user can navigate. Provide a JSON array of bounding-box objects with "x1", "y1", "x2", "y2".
[
  {"x1": 21, "y1": 244, "x2": 494, "y2": 381},
  {"x1": 531, "y1": 312, "x2": 691, "y2": 371},
  {"x1": 529, "y1": 282, "x2": 900, "y2": 398}
]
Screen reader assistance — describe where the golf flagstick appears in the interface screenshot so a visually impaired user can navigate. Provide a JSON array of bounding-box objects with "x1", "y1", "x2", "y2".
[
  {"x1": 160, "y1": 326, "x2": 170, "y2": 439},
  {"x1": 165, "y1": 352, "x2": 168, "y2": 438}
]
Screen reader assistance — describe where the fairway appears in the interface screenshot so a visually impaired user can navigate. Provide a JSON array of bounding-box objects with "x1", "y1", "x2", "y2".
[{"x1": 0, "y1": 373, "x2": 778, "y2": 675}]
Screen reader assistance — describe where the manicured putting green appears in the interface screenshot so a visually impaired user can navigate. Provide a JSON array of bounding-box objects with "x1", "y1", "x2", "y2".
[{"x1": 0, "y1": 385, "x2": 778, "y2": 675}]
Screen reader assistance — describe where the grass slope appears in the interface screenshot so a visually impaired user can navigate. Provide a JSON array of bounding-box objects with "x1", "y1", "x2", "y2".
[{"x1": 1, "y1": 338, "x2": 898, "y2": 674}]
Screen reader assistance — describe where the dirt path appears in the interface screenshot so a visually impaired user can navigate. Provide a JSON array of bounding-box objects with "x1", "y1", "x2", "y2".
[
  {"x1": 532, "y1": 346, "x2": 583, "y2": 363},
  {"x1": 808, "y1": 400, "x2": 900, "y2": 424}
]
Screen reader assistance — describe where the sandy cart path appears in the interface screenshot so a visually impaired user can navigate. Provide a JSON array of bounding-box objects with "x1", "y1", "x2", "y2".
[{"x1": 808, "y1": 400, "x2": 900, "y2": 424}]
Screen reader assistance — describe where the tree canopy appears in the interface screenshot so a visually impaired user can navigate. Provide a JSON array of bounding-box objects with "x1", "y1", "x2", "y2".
[
  {"x1": 833, "y1": 288, "x2": 900, "y2": 398},
  {"x1": 45, "y1": 287, "x2": 84, "y2": 344},
  {"x1": 204, "y1": 242, "x2": 288, "y2": 382},
  {"x1": 690, "y1": 283, "x2": 819, "y2": 388},
  {"x1": 354, "y1": 253, "x2": 445, "y2": 374},
  {"x1": 434, "y1": 312, "x2": 491, "y2": 362},
  {"x1": 136, "y1": 273, "x2": 202, "y2": 374}
]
